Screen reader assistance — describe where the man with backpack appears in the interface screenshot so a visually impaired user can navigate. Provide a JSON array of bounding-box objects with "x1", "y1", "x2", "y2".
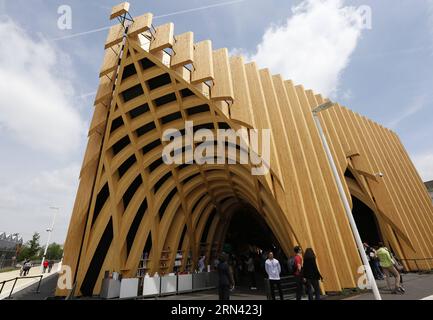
[{"x1": 23, "y1": 259, "x2": 32, "y2": 276}]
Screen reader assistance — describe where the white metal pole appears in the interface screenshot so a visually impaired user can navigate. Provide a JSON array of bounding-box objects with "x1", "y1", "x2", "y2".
[
  {"x1": 41, "y1": 207, "x2": 59, "y2": 271},
  {"x1": 41, "y1": 232, "x2": 51, "y2": 270},
  {"x1": 313, "y1": 113, "x2": 382, "y2": 300}
]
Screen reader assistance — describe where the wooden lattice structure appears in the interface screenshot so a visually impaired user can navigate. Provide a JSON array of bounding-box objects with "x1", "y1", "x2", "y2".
[{"x1": 58, "y1": 3, "x2": 433, "y2": 296}]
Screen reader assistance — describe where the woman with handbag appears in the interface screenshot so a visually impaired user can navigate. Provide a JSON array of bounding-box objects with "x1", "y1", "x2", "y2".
[
  {"x1": 376, "y1": 242, "x2": 405, "y2": 294},
  {"x1": 302, "y1": 248, "x2": 323, "y2": 300}
]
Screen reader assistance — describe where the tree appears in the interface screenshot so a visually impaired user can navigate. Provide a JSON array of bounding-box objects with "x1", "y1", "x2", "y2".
[
  {"x1": 27, "y1": 232, "x2": 41, "y2": 258},
  {"x1": 46, "y1": 243, "x2": 63, "y2": 260},
  {"x1": 17, "y1": 232, "x2": 41, "y2": 261}
]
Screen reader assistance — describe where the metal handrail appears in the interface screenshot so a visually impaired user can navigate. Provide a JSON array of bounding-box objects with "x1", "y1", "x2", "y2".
[{"x1": 0, "y1": 275, "x2": 43, "y2": 299}]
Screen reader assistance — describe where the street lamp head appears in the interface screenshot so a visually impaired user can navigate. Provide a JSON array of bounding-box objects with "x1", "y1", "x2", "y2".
[{"x1": 312, "y1": 101, "x2": 334, "y2": 114}]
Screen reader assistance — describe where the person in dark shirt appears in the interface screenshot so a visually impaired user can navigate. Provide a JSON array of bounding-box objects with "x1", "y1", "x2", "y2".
[
  {"x1": 302, "y1": 248, "x2": 323, "y2": 300},
  {"x1": 293, "y1": 246, "x2": 304, "y2": 300},
  {"x1": 217, "y1": 253, "x2": 234, "y2": 300}
]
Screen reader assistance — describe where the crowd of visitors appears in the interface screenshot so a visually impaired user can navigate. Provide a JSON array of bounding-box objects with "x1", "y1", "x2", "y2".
[{"x1": 215, "y1": 241, "x2": 405, "y2": 300}]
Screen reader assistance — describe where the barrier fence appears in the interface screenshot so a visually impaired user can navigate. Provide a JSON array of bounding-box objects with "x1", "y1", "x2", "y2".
[{"x1": 0, "y1": 275, "x2": 43, "y2": 299}]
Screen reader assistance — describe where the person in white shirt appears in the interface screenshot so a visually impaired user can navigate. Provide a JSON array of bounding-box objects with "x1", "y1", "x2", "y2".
[
  {"x1": 265, "y1": 252, "x2": 284, "y2": 300},
  {"x1": 198, "y1": 255, "x2": 206, "y2": 272}
]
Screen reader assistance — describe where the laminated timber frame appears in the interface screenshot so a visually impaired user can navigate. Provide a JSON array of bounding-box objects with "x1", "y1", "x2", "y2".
[{"x1": 58, "y1": 4, "x2": 433, "y2": 296}]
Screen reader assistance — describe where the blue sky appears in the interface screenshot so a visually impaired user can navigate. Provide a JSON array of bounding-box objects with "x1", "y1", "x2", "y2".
[{"x1": 0, "y1": 0, "x2": 432, "y2": 244}]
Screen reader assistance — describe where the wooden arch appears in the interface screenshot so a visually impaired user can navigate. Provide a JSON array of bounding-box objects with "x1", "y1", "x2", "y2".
[{"x1": 58, "y1": 3, "x2": 433, "y2": 297}]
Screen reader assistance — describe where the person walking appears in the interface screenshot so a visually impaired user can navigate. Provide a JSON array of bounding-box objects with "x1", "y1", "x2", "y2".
[
  {"x1": 23, "y1": 260, "x2": 32, "y2": 276},
  {"x1": 388, "y1": 249, "x2": 404, "y2": 286},
  {"x1": 217, "y1": 253, "x2": 235, "y2": 300},
  {"x1": 364, "y1": 243, "x2": 383, "y2": 280},
  {"x1": 246, "y1": 254, "x2": 257, "y2": 290},
  {"x1": 198, "y1": 255, "x2": 206, "y2": 272},
  {"x1": 48, "y1": 260, "x2": 54, "y2": 273},
  {"x1": 302, "y1": 248, "x2": 323, "y2": 300},
  {"x1": 43, "y1": 259, "x2": 49, "y2": 273},
  {"x1": 265, "y1": 252, "x2": 284, "y2": 300},
  {"x1": 20, "y1": 259, "x2": 28, "y2": 276},
  {"x1": 376, "y1": 242, "x2": 405, "y2": 294},
  {"x1": 293, "y1": 246, "x2": 304, "y2": 300}
]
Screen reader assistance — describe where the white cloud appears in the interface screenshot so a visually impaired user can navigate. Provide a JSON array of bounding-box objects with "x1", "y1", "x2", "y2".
[
  {"x1": 0, "y1": 18, "x2": 86, "y2": 155},
  {"x1": 340, "y1": 88, "x2": 353, "y2": 101},
  {"x1": 412, "y1": 153, "x2": 433, "y2": 182},
  {"x1": 242, "y1": 0, "x2": 364, "y2": 97},
  {"x1": 0, "y1": 164, "x2": 80, "y2": 243}
]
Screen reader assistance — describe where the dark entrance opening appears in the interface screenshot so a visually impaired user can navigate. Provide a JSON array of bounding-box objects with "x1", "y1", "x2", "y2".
[
  {"x1": 225, "y1": 207, "x2": 280, "y2": 254},
  {"x1": 351, "y1": 196, "x2": 383, "y2": 246},
  {"x1": 222, "y1": 205, "x2": 287, "y2": 292}
]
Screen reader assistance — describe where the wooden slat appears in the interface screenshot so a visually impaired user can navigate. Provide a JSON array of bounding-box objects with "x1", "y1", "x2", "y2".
[
  {"x1": 171, "y1": 32, "x2": 194, "y2": 68},
  {"x1": 284, "y1": 80, "x2": 346, "y2": 291},
  {"x1": 272, "y1": 75, "x2": 311, "y2": 242},
  {"x1": 387, "y1": 132, "x2": 433, "y2": 263},
  {"x1": 99, "y1": 44, "x2": 121, "y2": 77},
  {"x1": 89, "y1": 103, "x2": 108, "y2": 135},
  {"x1": 370, "y1": 119, "x2": 430, "y2": 255},
  {"x1": 243, "y1": 62, "x2": 281, "y2": 194},
  {"x1": 149, "y1": 23, "x2": 174, "y2": 53},
  {"x1": 296, "y1": 84, "x2": 350, "y2": 289},
  {"x1": 267, "y1": 75, "x2": 313, "y2": 248},
  {"x1": 307, "y1": 93, "x2": 369, "y2": 288},
  {"x1": 191, "y1": 40, "x2": 214, "y2": 84},
  {"x1": 127, "y1": 13, "x2": 153, "y2": 37},
  {"x1": 105, "y1": 24, "x2": 124, "y2": 49},
  {"x1": 382, "y1": 129, "x2": 433, "y2": 261},
  {"x1": 342, "y1": 106, "x2": 414, "y2": 252},
  {"x1": 110, "y1": 2, "x2": 130, "y2": 20},
  {"x1": 211, "y1": 48, "x2": 234, "y2": 101},
  {"x1": 94, "y1": 72, "x2": 114, "y2": 106},
  {"x1": 229, "y1": 56, "x2": 254, "y2": 127}
]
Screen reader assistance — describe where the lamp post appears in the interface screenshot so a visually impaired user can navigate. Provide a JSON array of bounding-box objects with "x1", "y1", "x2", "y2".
[
  {"x1": 312, "y1": 102, "x2": 382, "y2": 300},
  {"x1": 41, "y1": 206, "x2": 59, "y2": 271}
]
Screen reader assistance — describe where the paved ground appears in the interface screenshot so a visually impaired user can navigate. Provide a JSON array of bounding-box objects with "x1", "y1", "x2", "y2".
[
  {"x1": 0, "y1": 264, "x2": 59, "y2": 300},
  {"x1": 148, "y1": 287, "x2": 268, "y2": 300},
  {"x1": 345, "y1": 273, "x2": 433, "y2": 300},
  {"x1": 5, "y1": 271, "x2": 433, "y2": 300},
  {"x1": 153, "y1": 273, "x2": 433, "y2": 301},
  {"x1": 9, "y1": 273, "x2": 59, "y2": 300}
]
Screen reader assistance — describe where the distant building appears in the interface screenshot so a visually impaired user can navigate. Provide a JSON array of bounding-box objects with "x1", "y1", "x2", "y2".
[
  {"x1": 0, "y1": 232, "x2": 23, "y2": 269},
  {"x1": 426, "y1": 180, "x2": 433, "y2": 202}
]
